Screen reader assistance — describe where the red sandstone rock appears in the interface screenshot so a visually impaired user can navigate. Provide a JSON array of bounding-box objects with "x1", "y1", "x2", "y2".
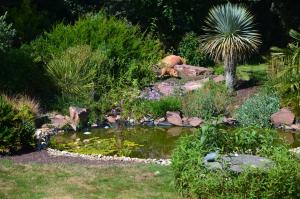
[
  {"x1": 166, "y1": 111, "x2": 182, "y2": 126},
  {"x1": 174, "y1": 64, "x2": 213, "y2": 77},
  {"x1": 271, "y1": 108, "x2": 295, "y2": 127},
  {"x1": 188, "y1": 117, "x2": 203, "y2": 127},
  {"x1": 182, "y1": 78, "x2": 209, "y2": 92}
]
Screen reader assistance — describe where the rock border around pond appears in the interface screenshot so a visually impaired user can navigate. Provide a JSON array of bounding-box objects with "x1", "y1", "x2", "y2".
[{"x1": 47, "y1": 148, "x2": 171, "y2": 166}]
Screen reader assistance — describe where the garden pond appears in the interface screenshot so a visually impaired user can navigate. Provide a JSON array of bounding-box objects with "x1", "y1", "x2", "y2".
[{"x1": 50, "y1": 126, "x2": 300, "y2": 159}]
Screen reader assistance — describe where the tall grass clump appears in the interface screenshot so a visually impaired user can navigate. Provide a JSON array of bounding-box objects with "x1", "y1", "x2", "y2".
[
  {"x1": 30, "y1": 11, "x2": 163, "y2": 110},
  {"x1": 172, "y1": 125, "x2": 300, "y2": 198}
]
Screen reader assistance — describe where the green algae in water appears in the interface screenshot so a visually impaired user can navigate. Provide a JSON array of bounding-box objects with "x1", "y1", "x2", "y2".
[{"x1": 51, "y1": 137, "x2": 142, "y2": 157}]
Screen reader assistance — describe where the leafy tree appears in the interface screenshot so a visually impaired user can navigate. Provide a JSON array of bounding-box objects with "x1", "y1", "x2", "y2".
[
  {"x1": 201, "y1": 3, "x2": 261, "y2": 90},
  {"x1": 0, "y1": 12, "x2": 15, "y2": 52}
]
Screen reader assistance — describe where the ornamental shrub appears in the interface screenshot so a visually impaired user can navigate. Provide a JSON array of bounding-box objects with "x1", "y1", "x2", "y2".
[
  {"x1": 171, "y1": 125, "x2": 300, "y2": 198},
  {"x1": 235, "y1": 90, "x2": 280, "y2": 128},
  {"x1": 181, "y1": 81, "x2": 232, "y2": 120},
  {"x1": 0, "y1": 95, "x2": 36, "y2": 151}
]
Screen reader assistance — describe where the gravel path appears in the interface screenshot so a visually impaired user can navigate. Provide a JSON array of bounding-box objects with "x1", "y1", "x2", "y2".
[{"x1": 1, "y1": 150, "x2": 133, "y2": 166}]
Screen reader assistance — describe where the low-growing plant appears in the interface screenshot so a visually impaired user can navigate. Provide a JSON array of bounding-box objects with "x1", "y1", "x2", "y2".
[
  {"x1": 178, "y1": 32, "x2": 213, "y2": 66},
  {"x1": 0, "y1": 95, "x2": 36, "y2": 151},
  {"x1": 171, "y1": 125, "x2": 300, "y2": 198},
  {"x1": 235, "y1": 89, "x2": 280, "y2": 128},
  {"x1": 181, "y1": 81, "x2": 232, "y2": 120}
]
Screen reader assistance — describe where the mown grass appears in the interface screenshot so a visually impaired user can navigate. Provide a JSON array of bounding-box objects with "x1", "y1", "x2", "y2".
[
  {"x1": 214, "y1": 63, "x2": 268, "y2": 83},
  {"x1": 0, "y1": 160, "x2": 181, "y2": 199}
]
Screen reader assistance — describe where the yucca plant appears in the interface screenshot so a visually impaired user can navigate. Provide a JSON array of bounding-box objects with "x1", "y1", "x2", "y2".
[
  {"x1": 201, "y1": 3, "x2": 261, "y2": 90},
  {"x1": 270, "y1": 29, "x2": 300, "y2": 114}
]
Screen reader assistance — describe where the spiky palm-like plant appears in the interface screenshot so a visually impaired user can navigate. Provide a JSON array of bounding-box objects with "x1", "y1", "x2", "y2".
[{"x1": 201, "y1": 3, "x2": 261, "y2": 90}]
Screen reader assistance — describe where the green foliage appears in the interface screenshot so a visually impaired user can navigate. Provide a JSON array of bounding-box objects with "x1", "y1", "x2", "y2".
[
  {"x1": 0, "y1": 95, "x2": 35, "y2": 151},
  {"x1": 171, "y1": 125, "x2": 300, "y2": 198},
  {"x1": 178, "y1": 32, "x2": 213, "y2": 66},
  {"x1": 181, "y1": 81, "x2": 232, "y2": 120},
  {"x1": 143, "y1": 96, "x2": 182, "y2": 118},
  {"x1": 120, "y1": 95, "x2": 182, "y2": 119},
  {"x1": 0, "y1": 47, "x2": 54, "y2": 102},
  {"x1": 46, "y1": 45, "x2": 98, "y2": 104},
  {"x1": 201, "y1": 3, "x2": 261, "y2": 62},
  {"x1": 235, "y1": 90, "x2": 280, "y2": 128},
  {"x1": 0, "y1": 12, "x2": 16, "y2": 52},
  {"x1": 270, "y1": 29, "x2": 300, "y2": 115},
  {"x1": 201, "y1": 2, "x2": 261, "y2": 89},
  {"x1": 30, "y1": 11, "x2": 163, "y2": 110}
]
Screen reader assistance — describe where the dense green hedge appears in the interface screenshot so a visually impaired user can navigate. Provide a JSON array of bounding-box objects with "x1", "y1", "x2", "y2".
[
  {"x1": 29, "y1": 11, "x2": 163, "y2": 109},
  {"x1": 171, "y1": 125, "x2": 300, "y2": 198}
]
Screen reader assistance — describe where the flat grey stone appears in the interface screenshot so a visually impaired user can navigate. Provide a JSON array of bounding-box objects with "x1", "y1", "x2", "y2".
[{"x1": 203, "y1": 154, "x2": 274, "y2": 173}]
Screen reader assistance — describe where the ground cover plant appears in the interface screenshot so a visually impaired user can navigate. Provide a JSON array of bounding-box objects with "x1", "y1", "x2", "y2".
[
  {"x1": 171, "y1": 125, "x2": 300, "y2": 198},
  {"x1": 235, "y1": 89, "x2": 280, "y2": 128}
]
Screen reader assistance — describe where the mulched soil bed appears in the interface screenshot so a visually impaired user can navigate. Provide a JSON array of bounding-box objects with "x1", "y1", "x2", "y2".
[{"x1": 1, "y1": 150, "x2": 133, "y2": 166}]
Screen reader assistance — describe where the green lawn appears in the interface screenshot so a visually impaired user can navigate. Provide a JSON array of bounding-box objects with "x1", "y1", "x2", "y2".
[
  {"x1": 0, "y1": 160, "x2": 182, "y2": 199},
  {"x1": 213, "y1": 63, "x2": 268, "y2": 82}
]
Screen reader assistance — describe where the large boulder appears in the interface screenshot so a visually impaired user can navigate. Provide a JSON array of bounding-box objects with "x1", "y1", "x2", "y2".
[
  {"x1": 166, "y1": 111, "x2": 182, "y2": 126},
  {"x1": 174, "y1": 65, "x2": 213, "y2": 77},
  {"x1": 271, "y1": 108, "x2": 295, "y2": 127},
  {"x1": 69, "y1": 106, "x2": 89, "y2": 130}
]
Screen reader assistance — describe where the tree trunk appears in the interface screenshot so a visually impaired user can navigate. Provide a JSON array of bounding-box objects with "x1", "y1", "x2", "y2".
[{"x1": 224, "y1": 56, "x2": 236, "y2": 91}]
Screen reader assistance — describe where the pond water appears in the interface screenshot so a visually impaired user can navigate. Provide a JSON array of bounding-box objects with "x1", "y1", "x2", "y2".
[
  {"x1": 50, "y1": 126, "x2": 300, "y2": 159},
  {"x1": 50, "y1": 126, "x2": 197, "y2": 159}
]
